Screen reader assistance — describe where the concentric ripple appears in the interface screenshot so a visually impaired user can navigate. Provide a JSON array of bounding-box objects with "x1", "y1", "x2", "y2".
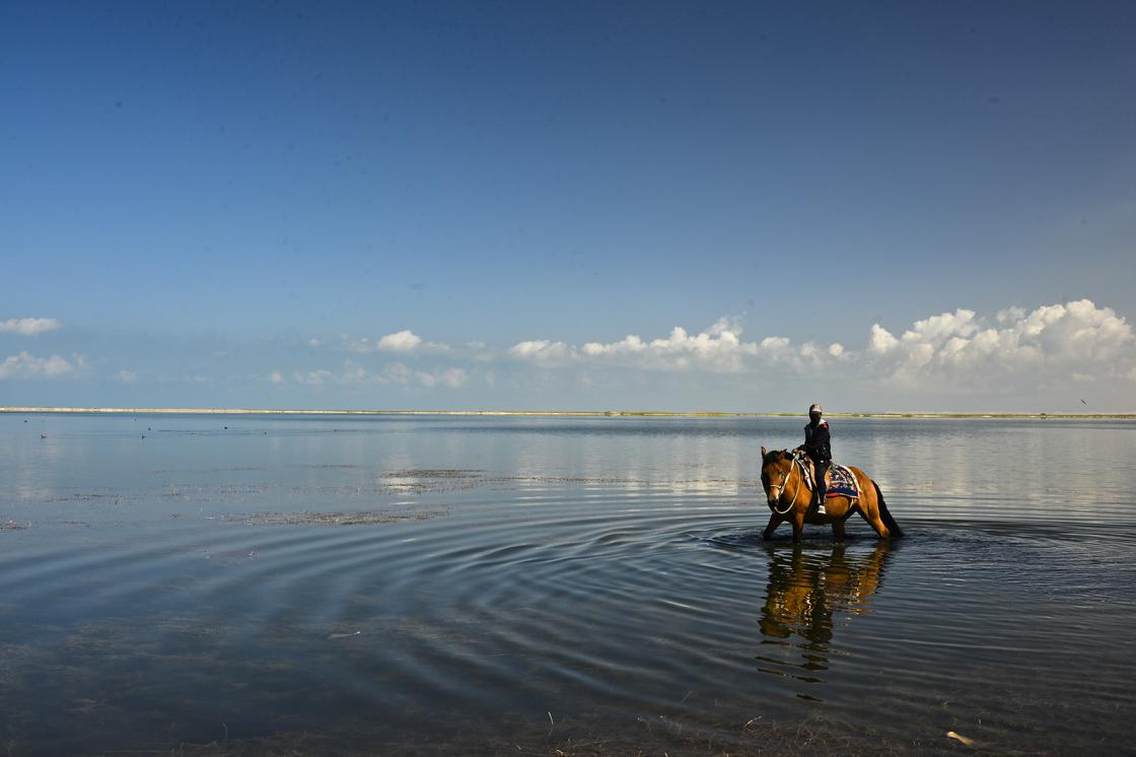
[{"x1": 1, "y1": 414, "x2": 1134, "y2": 755}]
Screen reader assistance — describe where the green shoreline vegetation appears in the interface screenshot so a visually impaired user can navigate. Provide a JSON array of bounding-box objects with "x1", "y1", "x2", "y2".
[{"x1": 3, "y1": 406, "x2": 1134, "y2": 420}]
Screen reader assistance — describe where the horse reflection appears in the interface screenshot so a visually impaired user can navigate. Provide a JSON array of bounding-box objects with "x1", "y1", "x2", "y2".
[{"x1": 758, "y1": 541, "x2": 893, "y2": 673}]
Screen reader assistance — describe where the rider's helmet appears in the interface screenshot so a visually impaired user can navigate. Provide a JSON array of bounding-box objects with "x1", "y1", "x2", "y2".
[{"x1": 808, "y1": 403, "x2": 823, "y2": 419}]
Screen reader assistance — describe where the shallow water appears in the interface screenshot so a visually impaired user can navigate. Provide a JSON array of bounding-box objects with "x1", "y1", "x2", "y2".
[{"x1": 1, "y1": 414, "x2": 1133, "y2": 755}]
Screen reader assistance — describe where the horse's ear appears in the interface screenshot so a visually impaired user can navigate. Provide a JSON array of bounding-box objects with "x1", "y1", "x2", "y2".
[
  {"x1": 760, "y1": 446, "x2": 767, "y2": 458},
  {"x1": 781, "y1": 450, "x2": 793, "y2": 460}
]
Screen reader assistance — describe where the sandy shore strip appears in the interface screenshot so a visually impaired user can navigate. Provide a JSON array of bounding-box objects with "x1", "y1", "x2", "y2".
[{"x1": 3, "y1": 406, "x2": 1134, "y2": 420}]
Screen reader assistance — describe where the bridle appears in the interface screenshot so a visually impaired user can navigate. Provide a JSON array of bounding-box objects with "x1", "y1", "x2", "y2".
[{"x1": 767, "y1": 454, "x2": 803, "y2": 516}]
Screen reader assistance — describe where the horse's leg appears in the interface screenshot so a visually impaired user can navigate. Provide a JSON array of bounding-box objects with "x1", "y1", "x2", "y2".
[
  {"x1": 849, "y1": 469, "x2": 892, "y2": 540},
  {"x1": 763, "y1": 513, "x2": 781, "y2": 540},
  {"x1": 871, "y1": 479, "x2": 903, "y2": 538},
  {"x1": 791, "y1": 509, "x2": 805, "y2": 544},
  {"x1": 864, "y1": 512, "x2": 890, "y2": 539},
  {"x1": 859, "y1": 492, "x2": 891, "y2": 540},
  {"x1": 831, "y1": 517, "x2": 845, "y2": 542}
]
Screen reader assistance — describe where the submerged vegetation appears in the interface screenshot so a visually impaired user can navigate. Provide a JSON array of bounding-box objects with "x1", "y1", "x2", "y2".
[{"x1": 224, "y1": 510, "x2": 445, "y2": 526}]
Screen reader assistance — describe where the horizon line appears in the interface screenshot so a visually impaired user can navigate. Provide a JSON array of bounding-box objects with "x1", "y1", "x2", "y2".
[{"x1": 3, "y1": 406, "x2": 1135, "y2": 420}]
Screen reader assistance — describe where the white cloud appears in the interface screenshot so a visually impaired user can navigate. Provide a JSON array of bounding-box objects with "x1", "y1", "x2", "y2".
[
  {"x1": 510, "y1": 340, "x2": 575, "y2": 362},
  {"x1": 581, "y1": 334, "x2": 646, "y2": 357},
  {"x1": 513, "y1": 318, "x2": 805, "y2": 373},
  {"x1": 0, "y1": 352, "x2": 76, "y2": 379},
  {"x1": 515, "y1": 318, "x2": 770, "y2": 373},
  {"x1": 269, "y1": 371, "x2": 285, "y2": 384},
  {"x1": 902, "y1": 309, "x2": 978, "y2": 344},
  {"x1": 378, "y1": 329, "x2": 422, "y2": 352},
  {"x1": 347, "y1": 329, "x2": 450, "y2": 354},
  {"x1": 869, "y1": 324, "x2": 899, "y2": 354},
  {"x1": 637, "y1": 318, "x2": 758, "y2": 372},
  {"x1": 115, "y1": 370, "x2": 138, "y2": 384},
  {"x1": 867, "y1": 299, "x2": 1134, "y2": 387},
  {"x1": 759, "y1": 336, "x2": 789, "y2": 351},
  {"x1": 0, "y1": 317, "x2": 61, "y2": 336}
]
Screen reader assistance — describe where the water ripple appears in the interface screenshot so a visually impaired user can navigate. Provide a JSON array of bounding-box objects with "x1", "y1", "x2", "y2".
[{"x1": 2, "y1": 415, "x2": 1134, "y2": 754}]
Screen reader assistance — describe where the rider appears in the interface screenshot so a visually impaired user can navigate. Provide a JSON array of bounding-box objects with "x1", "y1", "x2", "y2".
[{"x1": 800, "y1": 403, "x2": 831, "y2": 505}]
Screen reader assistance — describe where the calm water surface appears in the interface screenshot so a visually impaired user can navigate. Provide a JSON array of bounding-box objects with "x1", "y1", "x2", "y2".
[{"x1": 1, "y1": 414, "x2": 1133, "y2": 755}]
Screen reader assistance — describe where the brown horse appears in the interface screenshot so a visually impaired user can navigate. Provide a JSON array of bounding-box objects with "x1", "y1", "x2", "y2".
[{"x1": 759, "y1": 447, "x2": 903, "y2": 543}]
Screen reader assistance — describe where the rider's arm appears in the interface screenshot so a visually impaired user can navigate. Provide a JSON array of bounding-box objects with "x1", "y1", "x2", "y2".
[{"x1": 812, "y1": 422, "x2": 830, "y2": 458}]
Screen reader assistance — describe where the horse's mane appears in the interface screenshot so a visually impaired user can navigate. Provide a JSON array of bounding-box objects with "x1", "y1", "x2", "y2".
[{"x1": 762, "y1": 448, "x2": 794, "y2": 463}]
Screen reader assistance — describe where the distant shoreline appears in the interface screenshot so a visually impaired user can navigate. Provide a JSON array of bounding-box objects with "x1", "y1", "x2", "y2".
[{"x1": 3, "y1": 406, "x2": 1134, "y2": 420}]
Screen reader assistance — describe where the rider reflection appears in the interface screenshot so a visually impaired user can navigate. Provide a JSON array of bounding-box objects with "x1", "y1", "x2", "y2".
[{"x1": 757, "y1": 542, "x2": 894, "y2": 673}]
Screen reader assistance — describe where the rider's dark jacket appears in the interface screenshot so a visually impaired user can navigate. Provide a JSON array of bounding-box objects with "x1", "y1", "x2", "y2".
[{"x1": 802, "y1": 420, "x2": 831, "y2": 463}]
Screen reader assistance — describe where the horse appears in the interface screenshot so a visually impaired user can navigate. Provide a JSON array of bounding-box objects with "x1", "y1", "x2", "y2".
[{"x1": 758, "y1": 446, "x2": 903, "y2": 543}]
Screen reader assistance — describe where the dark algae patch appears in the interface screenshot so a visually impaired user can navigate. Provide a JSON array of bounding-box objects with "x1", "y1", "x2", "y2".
[
  {"x1": 224, "y1": 509, "x2": 446, "y2": 526},
  {"x1": 384, "y1": 468, "x2": 484, "y2": 478},
  {"x1": 381, "y1": 468, "x2": 486, "y2": 494}
]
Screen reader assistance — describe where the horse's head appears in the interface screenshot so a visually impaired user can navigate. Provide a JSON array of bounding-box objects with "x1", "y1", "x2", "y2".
[{"x1": 759, "y1": 446, "x2": 796, "y2": 508}]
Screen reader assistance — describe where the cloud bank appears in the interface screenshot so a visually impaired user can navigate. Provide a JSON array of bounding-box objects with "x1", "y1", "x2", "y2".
[
  {"x1": 509, "y1": 316, "x2": 841, "y2": 373},
  {"x1": 0, "y1": 352, "x2": 79, "y2": 379},
  {"x1": 505, "y1": 300, "x2": 1136, "y2": 399},
  {"x1": 866, "y1": 300, "x2": 1133, "y2": 387},
  {"x1": 1, "y1": 317, "x2": 61, "y2": 336},
  {"x1": 255, "y1": 299, "x2": 1134, "y2": 409},
  {"x1": 280, "y1": 361, "x2": 468, "y2": 390}
]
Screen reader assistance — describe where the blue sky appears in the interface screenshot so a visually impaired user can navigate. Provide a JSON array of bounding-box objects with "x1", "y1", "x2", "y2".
[{"x1": 3, "y1": 1, "x2": 1134, "y2": 411}]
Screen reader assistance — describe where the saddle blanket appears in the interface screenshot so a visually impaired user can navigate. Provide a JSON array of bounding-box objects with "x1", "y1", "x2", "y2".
[
  {"x1": 824, "y1": 464, "x2": 860, "y2": 498},
  {"x1": 803, "y1": 460, "x2": 860, "y2": 499}
]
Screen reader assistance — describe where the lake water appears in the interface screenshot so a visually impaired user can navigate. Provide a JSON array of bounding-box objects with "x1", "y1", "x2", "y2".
[{"x1": 1, "y1": 413, "x2": 1133, "y2": 755}]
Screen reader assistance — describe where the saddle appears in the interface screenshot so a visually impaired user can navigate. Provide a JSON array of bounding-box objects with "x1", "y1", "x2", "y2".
[{"x1": 797, "y1": 454, "x2": 860, "y2": 501}]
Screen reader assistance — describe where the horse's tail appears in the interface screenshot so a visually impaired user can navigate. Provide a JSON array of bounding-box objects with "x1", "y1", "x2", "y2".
[{"x1": 872, "y1": 480, "x2": 904, "y2": 538}]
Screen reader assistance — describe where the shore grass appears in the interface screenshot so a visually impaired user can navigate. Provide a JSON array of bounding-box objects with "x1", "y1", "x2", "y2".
[{"x1": 2, "y1": 406, "x2": 1134, "y2": 419}]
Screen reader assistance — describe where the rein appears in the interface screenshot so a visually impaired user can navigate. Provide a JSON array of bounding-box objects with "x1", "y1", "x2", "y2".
[{"x1": 768, "y1": 455, "x2": 806, "y2": 516}]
